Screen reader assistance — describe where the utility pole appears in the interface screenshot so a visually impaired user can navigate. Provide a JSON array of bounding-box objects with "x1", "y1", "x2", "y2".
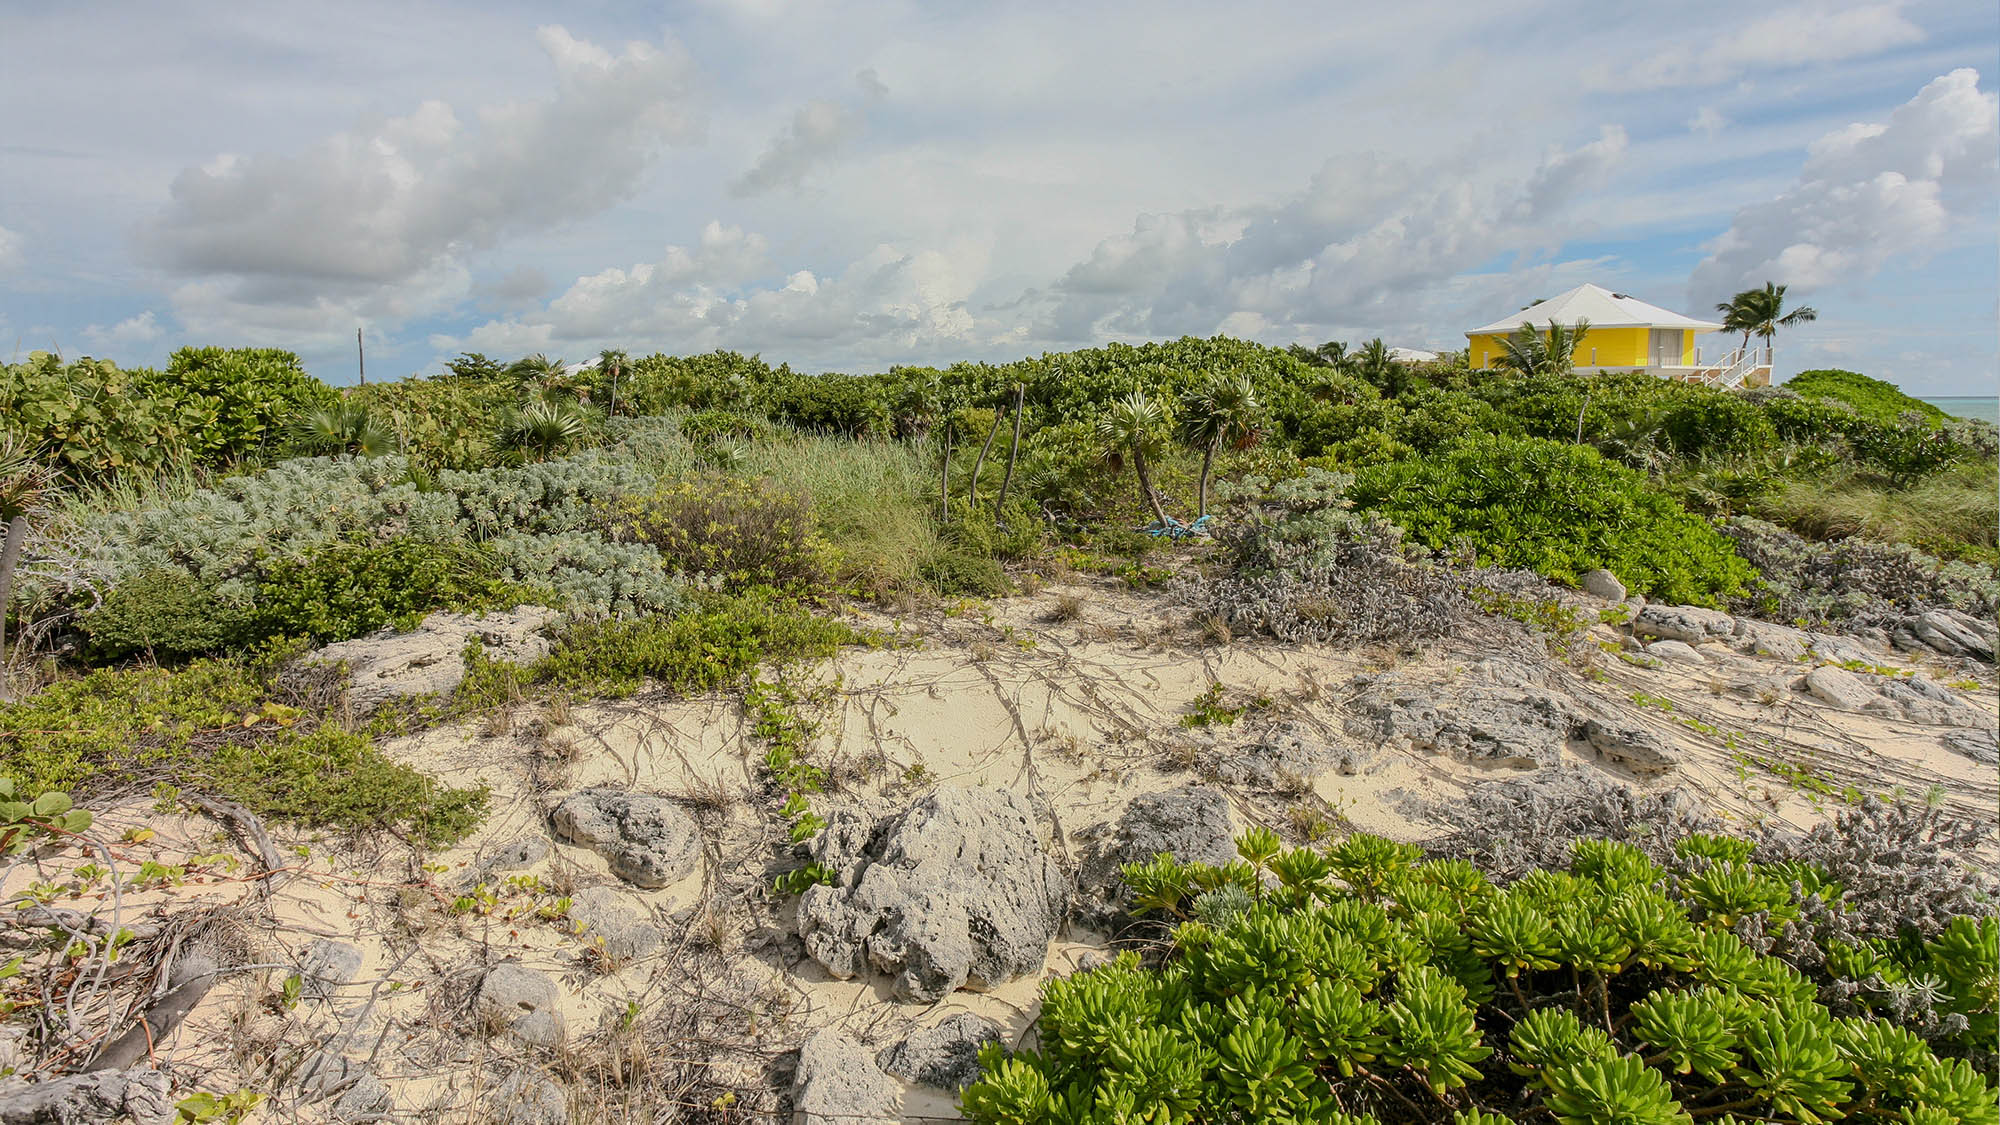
[{"x1": 356, "y1": 328, "x2": 366, "y2": 386}]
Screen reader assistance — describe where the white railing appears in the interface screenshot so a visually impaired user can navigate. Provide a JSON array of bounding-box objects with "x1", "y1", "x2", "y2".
[{"x1": 1681, "y1": 345, "x2": 1770, "y2": 389}]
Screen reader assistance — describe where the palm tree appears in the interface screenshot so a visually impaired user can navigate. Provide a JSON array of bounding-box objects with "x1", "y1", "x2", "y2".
[
  {"x1": 0, "y1": 437, "x2": 57, "y2": 700},
  {"x1": 598, "y1": 349, "x2": 628, "y2": 417},
  {"x1": 1288, "y1": 341, "x2": 1354, "y2": 373},
  {"x1": 1495, "y1": 319, "x2": 1591, "y2": 377},
  {"x1": 1178, "y1": 374, "x2": 1263, "y2": 518},
  {"x1": 495, "y1": 399, "x2": 594, "y2": 463},
  {"x1": 288, "y1": 402, "x2": 397, "y2": 457},
  {"x1": 1096, "y1": 390, "x2": 1172, "y2": 527},
  {"x1": 506, "y1": 353, "x2": 568, "y2": 393},
  {"x1": 1716, "y1": 282, "x2": 1816, "y2": 367}
]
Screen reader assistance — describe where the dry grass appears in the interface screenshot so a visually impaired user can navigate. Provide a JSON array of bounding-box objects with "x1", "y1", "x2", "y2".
[{"x1": 1048, "y1": 593, "x2": 1085, "y2": 622}]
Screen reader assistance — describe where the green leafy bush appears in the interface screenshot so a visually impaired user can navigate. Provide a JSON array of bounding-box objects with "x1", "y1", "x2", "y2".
[
  {"x1": 599, "y1": 475, "x2": 834, "y2": 594},
  {"x1": 1350, "y1": 435, "x2": 1753, "y2": 605},
  {"x1": 79, "y1": 569, "x2": 248, "y2": 661},
  {"x1": 527, "y1": 593, "x2": 864, "y2": 699},
  {"x1": 0, "y1": 659, "x2": 484, "y2": 844},
  {"x1": 960, "y1": 829, "x2": 1998, "y2": 1124},
  {"x1": 1, "y1": 353, "x2": 206, "y2": 481},
  {"x1": 141, "y1": 346, "x2": 339, "y2": 463},
  {"x1": 243, "y1": 538, "x2": 509, "y2": 644},
  {"x1": 1785, "y1": 370, "x2": 1948, "y2": 426}
]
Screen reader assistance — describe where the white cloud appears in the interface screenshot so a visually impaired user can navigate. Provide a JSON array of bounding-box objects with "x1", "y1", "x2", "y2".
[
  {"x1": 1609, "y1": 2, "x2": 1924, "y2": 89},
  {"x1": 82, "y1": 310, "x2": 164, "y2": 349},
  {"x1": 1690, "y1": 68, "x2": 1998, "y2": 305},
  {"x1": 0, "y1": 225, "x2": 20, "y2": 272},
  {"x1": 729, "y1": 70, "x2": 888, "y2": 197},
  {"x1": 140, "y1": 25, "x2": 701, "y2": 314},
  {"x1": 1688, "y1": 106, "x2": 1729, "y2": 136}
]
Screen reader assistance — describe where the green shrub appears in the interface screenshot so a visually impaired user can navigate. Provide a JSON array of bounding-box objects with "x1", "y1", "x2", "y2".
[
  {"x1": 528, "y1": 593, "x2": 864, "y2": 699},
  {"x1": 600, "y1": 476, "x2": 834, "y2": 593},
  {"x1": 244, "y1": 538, "x2": 509, "y2": 644},
  {"x1": 1351, "y1": 435, "x2": 1753, "y2": 605},
  {"x1": 1786, "y1": 370, "x2": 1948, "y2": 425},
  {"x1": 960, "y1": 829, "x2": 1998, "y2": 1124},
  {"x1": 80, "y1": 569, "x2": 248, "y2": 661},
  {"x1": 0, "y1": 353, "x2": 207, "y2": 482},
  {"x1": 1656, "y1": 392, "x2": 1778, "y2": 460},
  {"x1": 142, "y1": 346, "x2": 339, "y2": 463},
  {"x1": 0, "y1": 659, "x2": 484, "y2": 845}
]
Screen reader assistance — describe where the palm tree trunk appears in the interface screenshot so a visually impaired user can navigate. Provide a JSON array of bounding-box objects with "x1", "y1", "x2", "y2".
[
  {"x1": 938, "y1": 429, "x2": 953, "y2": 522},
  {"x1": 0, "y1": 515, "x2": 27, "y2": 701},
  {"x1": 1197, "y1": 439, "x2": 1217, "y2": 518},
  {"x1": 1131, "y1": 444, "x2": 1170, "y2": 527},
  {"x1": 993, "y1": 383, "x2": 1025, "y2": 527}
]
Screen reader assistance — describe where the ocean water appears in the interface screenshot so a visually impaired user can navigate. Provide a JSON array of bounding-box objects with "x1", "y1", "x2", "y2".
[{"x1": 1921, "y1": 396, "x2": 1998, "y2": 424}]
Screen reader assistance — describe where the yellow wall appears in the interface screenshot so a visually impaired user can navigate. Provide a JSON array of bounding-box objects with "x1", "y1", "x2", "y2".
[{"x1": 1467, "y1": 326, "x2": 1693, "y2": 370}]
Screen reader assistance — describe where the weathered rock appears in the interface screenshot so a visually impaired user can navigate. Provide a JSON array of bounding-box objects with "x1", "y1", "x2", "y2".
[
  {"x1": 1580, "y1": 569, "x2": 1627, "y2": 602},
  {"x1": 1943, "y1": 729, "x2": 1999, "y2": 764},
  {"x1": 1580, "y1": 719, "x2": 1677, "y2": 776},
  {"x1": 793, "y1": 1029, "x2": 897, "y2": 1124},
  {"x1": 0, "y1": 1069, "x2": 174, "y2": 1125},
  {"x1": 297, "y1": 939, "x2": 362, "y2": 1002},
  {"x1": 1472, "y1": 658, "x2": 1549, "y2": 687},
  {"x1": 1892, "y1": 609, "x2": 1997, "y2": 662},
  {"x1": 1632, "y1": 604, "x2": 1735, "y2": 645},
  {"x1": 460, "y1": 836, "x2": 551, "y2": 890},
  {"x1": 1868, "y1": 677, "x2": 1991, "y2": 728},
  {"x1": 1806, "y1": 633, "x2": 1878, "y2": 667},
  {"x1": 297, "y1": 606, "x2": 558, "y2": 714},
  {"x1": 477, "y1": 962, "x2": 566, "y2": 1047},
  {"x1": 1801, "y1": 665, "x2": 1877, "y2": 710},
  {"x1": 567, "y1": 886, "x2": 661, "y2": 962},
  {"x1": 1346, "y1": 683, "x2": 1575, "y2": 769},
  {"x1": 1212, "y1": 727, "x2": 1358, "y2": 789},
  {"x1": 1645, "y1": 640, "x2": 1706, "y2": 665},
  {"x1": 297, "y1": 1053, "x2": 392, "y2": 1118},
  {"x1": 877, "y1": 1013, "x2": 1005, "y2": 1091},
  {"x1": 797, "y1": 786, "x2": 1069, "y2": 1002},
  {"x1": 491, "y1": 1070, "x2": 568, "y2": 1125},
  {"x1": 1074, "y1": 785, "x2": 1235, "y2": 927},
  {"x1": 550, "y1": 789, "x2": 701, "y2": 889},
  {"x1": 1730, "y1": 619, "x2": 1810, "y2": 662}
]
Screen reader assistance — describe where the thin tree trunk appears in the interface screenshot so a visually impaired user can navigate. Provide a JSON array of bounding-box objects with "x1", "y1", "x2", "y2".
[
  {"x1": 0, "y1": 515, "x2": 25, "y2": 702},
  {"x1": 966, "y1": 406, "x2": 1003, "y2": 511},
  {"x1": 993, "y1": 383, "x2": 1025, "y2": 527},
  {"x1": 1197, "y1": 439, "x2": 1217, "y2": 518},
  {"x1": 1132, "y1": 445, "x2": 1170, "y2": 527},
  {"x1": 938, "y1": 428, "x2": 953, "y2": 522},
  {"x1": 607, "y1": 365, "x2": 619, "y2": 418}
]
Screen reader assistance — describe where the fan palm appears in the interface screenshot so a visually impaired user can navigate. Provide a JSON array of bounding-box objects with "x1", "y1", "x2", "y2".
[
  {"x1": 1495, "y1": 319, "x2": 1591, "y2": 377},
  {"x1": 1716, "y1": 282, "x2": 1816, "y2": 366},
  {"x1": 1178, "y1": 374, "x2": 1264, "y2": 517},
  {"x1": 496, "y1": 399, "x2": 593, "y2": 463},
  {"x1": 1096, "y1": 390, "x2": 1172, "y2": 527},
  {"x1": 506, "y1": 353, "x2": 568, "y2": 393},
  {"x1": 288, "y1": 402, "x2": 397, "y2": 457},
  {"x1": 598, "y1": 349, "x2": 628, "y2": 417}
]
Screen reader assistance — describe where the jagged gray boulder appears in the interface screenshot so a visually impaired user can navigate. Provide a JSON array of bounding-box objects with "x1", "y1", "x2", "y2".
[
  {"x1": 459, "y1": 836, "x2": 551, "y2": 891},
  {"x1": 1867, "y1": 677, "x2": 1990, "y2": 728},
  {"x1": 492, "y1": 1070, "x2": 567, "y2": 1125},
  {"x1": 567, "y1": 886, "x2": 661, "y2": 962},
  {"x1": 297, "y1": 939, "x2": 362, "y2": 1002},
  {"x1": 1580, "y1": 569, "x2": 1626, "y2": 602},
  {"x1": 1346, "y1": 683, "x2": 1575, "y2": 769},
  {"x1": 1731, "y1": 619, "x2": 1810, "y2": 662},
  {"x1": 1806, "y1": 632, "x2": 1878, "y2": 667},
  {"x1": 1645, "y1": 640, "x2": 1705, "y2": 665},
  {"x1": 1580, "y1": 719, "x2": 1677, "y2": 776},
  {"x1": 877, "y1": 1013, "x2": 1005, "y2": 1091},
  {"x1": 797, "y1": 786, "x2": 1069, "y2": 1002},
  {"x1": 550, "y1": 789, "x2": 701, "y2": 889},
  {"x1": 1632, "y1": 604, "x2": 1735, "y2": 645},
  {"x1": 297, "y1": 1053, "x2": 392, "y2": 1118},
  {"x1": 1074, "y1": 785, "x2": 1236, "y2": 927},
  {"x1": 477, "y1": 962, "x2": 565, "y2": 1047},
  {"x1": 1212, "y1": 726, "x2": 1359, "y2": 788},
  {"x1": 1892, "y1": 608, "x2": 1997, "y2": 662},
  {"x1": 1943, "y1": 729, "x2": 1998, "y2": 764},
  {"x1": 1802, "y1": 665, "x2": 1877, "y2": 710},
  {"x1": 793, "y1": 1029, "x2": 897, "y2": 1124},
  {"x1": 297, "y1": 606, "x2": 558, "y2": 714},
  {"x1": 0, "y1": 1070, "x2": 173, "y2": 1125}
]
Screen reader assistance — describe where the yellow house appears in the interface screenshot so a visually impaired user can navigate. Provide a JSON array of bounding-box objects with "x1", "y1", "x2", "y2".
[{"x1": 1465, "y1": 284, "x2": 1765, "y2": 385}]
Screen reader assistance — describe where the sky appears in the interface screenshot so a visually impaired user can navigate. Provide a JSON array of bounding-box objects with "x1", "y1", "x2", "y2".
[{"x1": 1, "y1": 1, "x2": 1996, "y2": 394}]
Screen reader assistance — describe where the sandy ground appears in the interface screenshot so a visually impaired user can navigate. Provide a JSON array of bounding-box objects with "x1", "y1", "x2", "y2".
[{"x1": 2, "y1": 577, "x2": 1992, "y2": 1121}]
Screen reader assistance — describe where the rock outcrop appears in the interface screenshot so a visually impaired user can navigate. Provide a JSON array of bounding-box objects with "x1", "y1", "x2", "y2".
[
  {"x1": 1346, "y1": 682, "x2": 1575, "y2": 769},
  {"x1": 1074, "y1": 785, "x2": 1236, "y2": 927},
  {"x1": 297, "y1": 606, "x2": 558, "y2": 714},
  {"x1": 1632, "y1": 605, "x2": 1734, "y2": 645},
  {"x1": 1580, "y1": 719, "x2": 1677, "y2": 777},
  {"x1": 793, "y1": 1029, "x2": 897, "y2": 1124},
  {"x1": 477, "y1": 962, "x2": 565, "y2": 1047},
  {"x1": 877, "y1": 1013, "x2": 1005, "y2": 1091},
  {"x1": 797, "y1": 786, "x2": 1069, "y2": 1002},
  {"x1": 550, "y1": 789, "x2": 701, "y2": 889}
]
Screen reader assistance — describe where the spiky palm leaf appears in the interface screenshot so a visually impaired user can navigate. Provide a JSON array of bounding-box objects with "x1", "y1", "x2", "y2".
[
  {"x1": 1717, "y1": 282, "x2": 1816, "y2": 363},
  {"x1": 496, "y1": 399, "x2": 592, "y2": 463},
  {"x1": 1097, "y1": 390, "x2": 1171, "y2": 526}
]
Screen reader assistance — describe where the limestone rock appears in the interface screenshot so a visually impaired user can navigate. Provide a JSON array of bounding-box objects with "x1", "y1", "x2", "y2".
[
  {"x1": 793, "y1": 1029, "x2": 897, "y2": 1124},
  {"x1": 459, "y1": 835, "x2": 551, "y2": 891},
  {"x1": 877, "y1": 1013, "x2": 1005, "y2": 1092},
  {"x1": 0, "y1": 1069, "x2": 174, "y2": 1125},
  {"x1": 492, "y1": 1070, "x2": 568, "y2": 1125},
  {"x1": 1632, "y1": 604, "x2": 1735, "y2": 645},
  {"x1": 1943, "y1": 729, "x2": 1999, "y2": 764},
  {"x1": 797, "y1": 786, "x2": 1069, "y2": 1002},
  {"x1": 1074, "y1": 785, "x2": 1236, "y2": 927},
  {"x1": 1731, "y1": 619, "x2": 1810, "y2": 662},
  {"x1": 567, "y1": 886, "x2": 661, "y2": 962},
  {"x1": 1580, "y1": 569, "x2": 1627, "y2": 602},
  {"x1": 1801, "y1": 665, "x2": 1877, "y2": 710},
  {"x1": 297, "y1": 606, "x2": 558, "y2": 714},
  {"x1": 550, "y1": 789, "x2": 701, "y2": 889},
  {"x1": 1645, "y1": 640, "x2": 1706, "y2": 665},
  {"x1": 477, "y1": 962, "x2": 566, "y2": 1047},
  {"x1": 1806, "y1": 633, "x2": 1878, "y2": 667},
  {"x1": 1868, "y1": 677, "x2": 1990, "y2": 728},
  {"x1": 1346, "y1": 683, "x2": 1576, "y2": 769},
  {"x1": 1213, "y1": 727, "x2": 1359, "y2": 789},
  {"x1": 297, "y1": 939, "x2": 362, "y2": 1002},
  {"x1": 1580, "y1": 719, "x2": 1677, "y2": 776},
  {"x1": 1892, "y1": 609, "x2": 1997, "y2": 662},
  {"x1": 297, "y1": 1054, "x2": 392, "y2": 1118}
]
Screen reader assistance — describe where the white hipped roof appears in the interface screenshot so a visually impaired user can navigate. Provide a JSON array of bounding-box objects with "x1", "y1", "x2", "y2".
[{"x1": 1467, "y1": 283, "x2": 1723, "y2": 336}]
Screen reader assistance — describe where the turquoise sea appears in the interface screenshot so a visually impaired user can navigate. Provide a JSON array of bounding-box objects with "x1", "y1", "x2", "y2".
[{"x1": 1920, "y1": 396, "x2": 1998, "y2": 424}]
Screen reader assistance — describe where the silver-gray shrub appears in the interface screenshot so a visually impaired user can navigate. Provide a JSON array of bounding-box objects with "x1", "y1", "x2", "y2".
[
  {"x1": 485, "y1": 532, "x2": 686, "y2": 619},
  {"x1": 1723, "y1": 516, "x2": 1998, "y2": 626},
  {"x1": 1191, "y1": 468, "x2": 1478, "y2": 645}
]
